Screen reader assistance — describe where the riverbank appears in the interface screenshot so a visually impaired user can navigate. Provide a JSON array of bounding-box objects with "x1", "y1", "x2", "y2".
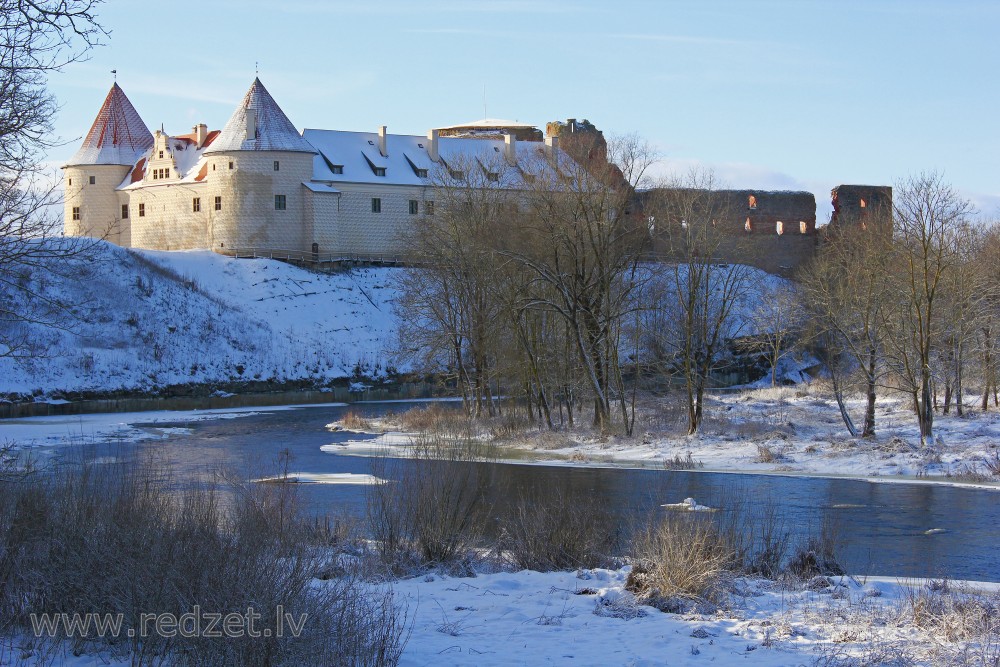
[{"x1": 327, "y1": 385, "x2": 1000, "y2": 489}]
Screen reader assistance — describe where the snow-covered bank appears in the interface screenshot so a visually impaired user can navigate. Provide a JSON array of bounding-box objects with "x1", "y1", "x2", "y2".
[
  {"x1": 0, "y1": 242, "x2": 401, "y2": 397},
  {"x1": 325, "y1": 386, "x2": 1000, "y2": 488},
  {"x1": 393, "y1": 567, "x2": 999, "y2": 666}
]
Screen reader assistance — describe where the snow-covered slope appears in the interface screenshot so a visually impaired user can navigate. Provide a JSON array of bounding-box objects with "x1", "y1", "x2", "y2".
[{"x1": 0, "y1": 242, "x2": 401, "y2": 397}]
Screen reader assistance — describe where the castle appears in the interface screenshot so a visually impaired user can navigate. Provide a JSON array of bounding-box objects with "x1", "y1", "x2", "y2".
[
  {"x1": 62, "y1": 78, "x2": 568, "y2": 261},
  {"x1": 63, "y1": 79, "x2": 888, "y2": 276}
]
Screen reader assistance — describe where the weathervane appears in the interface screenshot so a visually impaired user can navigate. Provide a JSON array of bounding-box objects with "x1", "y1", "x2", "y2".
[{"x1": 111, "y1": 69, "x2": 117, "y2": 82}]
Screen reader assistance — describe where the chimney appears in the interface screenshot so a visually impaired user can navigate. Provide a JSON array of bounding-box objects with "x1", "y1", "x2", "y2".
[
  {"x1": 427, "y1": 129, "x2": 439, "y2": 162},
  {"x1": 544, "y1": 135, "x2": 559, "y2": 166},
  {"x1": 504, "y1": 133, "x2": 517, "y2": 165},
  {"x1": 245, "y1": 111, "x2": 257, "y2": 141},
  {"x1": 194, "y1": 123, "x2": 208, "y2": 147},
  {"x1": 378, "y1": 125, "x2": 388, "y2": 157}
]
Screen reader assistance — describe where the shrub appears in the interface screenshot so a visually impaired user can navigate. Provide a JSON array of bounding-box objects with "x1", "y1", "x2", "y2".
[
  {"x1": 496, "y1": 480, "x2": 620, "y2": 571},
  {"x1": 341, "y1": 409, "x2": 376, "y2": 431},
  {"x1": 366, "y1": 434, "x2": 496, "y2": 573},
  {"x1": 0, "y1": 452, "x2": 406, "y2": 666},
  {"x1": 626, "y1": 514, "x2": 735, "y2": 606}
]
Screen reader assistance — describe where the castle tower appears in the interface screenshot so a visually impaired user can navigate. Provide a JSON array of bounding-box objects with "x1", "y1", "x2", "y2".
[
  {"x1": 830, "y1": 185, "x2": 893, "y2": 235},
  {"x1": 63, "y1": 83, "x2": 153, "y2": 246},
  {"x1": 203, "y1": 78, "x2": 316, "y2": 252}
]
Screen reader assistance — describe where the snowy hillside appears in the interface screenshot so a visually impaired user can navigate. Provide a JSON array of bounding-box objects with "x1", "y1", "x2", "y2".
[{"x1": 0, "y1": 242, "x2": 401, "y2": 397}]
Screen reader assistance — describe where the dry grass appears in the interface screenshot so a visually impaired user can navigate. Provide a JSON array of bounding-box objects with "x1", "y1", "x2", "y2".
[
  {"x1": 340, "y1": 409, "x2": 376, "y2": 431},
  {"x1": 626, "y1": 514, "x2": 736, "y2": 606},
  {"x1": 662, "y1": 452, "x2": 704, "y2": 470}
]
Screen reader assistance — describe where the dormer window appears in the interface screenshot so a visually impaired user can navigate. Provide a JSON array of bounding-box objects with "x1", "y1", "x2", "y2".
[
  {"x1": 486, "y1": 172, "x2": 499, "y2": 182},
  {"x1": 368, "y1": 140, "x2": 375, "y2": 146},
  {"x1": 331, "y1": 165, "x2": 343, "y2": 174},
  {"x1": 374, "y1": 167, "x2": 386, "y2": 177},
  {"x1": 416, "y1": 168, "x2": 428, "y2": 178},
  {"x1": 450, "y1": 169, "x2": 464, "y2": 180}
]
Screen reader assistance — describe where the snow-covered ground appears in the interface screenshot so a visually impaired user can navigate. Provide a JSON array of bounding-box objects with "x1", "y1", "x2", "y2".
[
  {"x1": 330, "y1": 385, "x2": 1000, "y2": 488},
  {"x1": 0, "y1": 242, "x2": 401, "y2": 397},
  {"x1": 393, "y1": 568, "x2": 999, "y2": 666}
]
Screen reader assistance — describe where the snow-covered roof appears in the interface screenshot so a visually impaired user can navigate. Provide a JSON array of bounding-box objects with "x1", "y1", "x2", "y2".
[
  {"x1": 304, "y1": 129, "x2": 567, "y2": 189},
  {"x1": 65, "y1": 84, "x2": 154, "y2": 167},
  {"x1": 204, "y1": 78, "x2": 315, "y2": 155},
  {"x1": 437, "y1": 118, "x2": 537, "y2": 130}
]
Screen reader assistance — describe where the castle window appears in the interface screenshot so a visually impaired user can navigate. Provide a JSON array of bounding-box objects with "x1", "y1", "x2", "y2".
[
  {"x1": 776, "y1": 221, "x2": 784, "y2": 235},
  {"x1": 273, "y1": 160, "x2": 280, "y2": 171},
  {"x1": 214, "y1": 196, "x2": 222, "y2": 211},
  {"x1": 274, "y1": 195, "x2": 286, "y2": 210},
  {"x1": 121, "y1": 205, "x2": 129, "y2": 219},
  {"x1": 748, "y1": 195, "x2": 757, "y2": 210},
  {"x1": 139, "y1": 203, "x2": 145, "y2": 217},
  {"x1": 159, "y1": 151, "x2": 163, "y2": 159},
  {"x1": 193, "y1": 198, "x2": 201, "y2": 213},
  {"x1": 374, "y1": 167, "x2": 386, "y2": 177},
  {"x1": 745, "y1": 218, "x2": 752, "y2": 233},
  {"x1": 89, "y1": 175, "x2": 95, "y2": 185},
  {"x1": 409, "y1": 200, "x2": 419, "y2": 215},
  {"x1": 425, "y1": 200, "x2": 434, "y2": 215},
  {"x1": 371, "y1": 198, "x2": 382, "y2": 213},
  {"x1": 68, "y1": 178, "x2": 72, "y2": 185},
  {"x1": 72, "y1": 207, "x2": 80, "y2": 221},
  {"x1": 229, "y1": 161, "x2": 233, "y2": 170},
  {"x1": 152, "y1": 170, "x2": 157, "y2": 180},
  {"x1": 800, "y1": 221, "x2": 807, "y2": 234},
  {"x1": 330, "y1": 165, "x2": 343, "y2": 174},
  {"x1": 212, "y1": 164, "x2": 216, "y2": 171}
]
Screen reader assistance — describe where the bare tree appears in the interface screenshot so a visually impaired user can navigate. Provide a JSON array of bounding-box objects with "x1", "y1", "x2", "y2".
[
  {"x1": 799, "y1": 215, "x2": 893, "y2": 437},
  {"x1": 749, "y1": 279, "x2": 803, "y2": 387},
  {"x1": 884, "y1": 172, "x2": 973, "y2": 446},
  {"x1": 504, "y1": 134, "x2": 655, "y2": 431},
  {"x1": 645, "y1": 169, "x2": 754, "y2": 434},
  {"x1": 0, "y1": 1, "x2": 105, "y2": 359}
]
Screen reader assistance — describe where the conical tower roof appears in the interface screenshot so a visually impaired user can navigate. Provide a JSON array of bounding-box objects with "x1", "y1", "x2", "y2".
[
  {"x1": 65, "y1": 83, "x2": 153, "y2": 167},
  {"x1": 204, "y1": 78, "x2": 315, "y2": 154}
]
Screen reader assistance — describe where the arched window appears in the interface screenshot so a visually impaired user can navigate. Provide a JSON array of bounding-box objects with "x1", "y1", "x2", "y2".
[
  {"x1": 745, "y1": 218, "x2": 752, "y2": 232},
  {"x1": 776, "y1": 221, "x2": 784, "y2": 235}
]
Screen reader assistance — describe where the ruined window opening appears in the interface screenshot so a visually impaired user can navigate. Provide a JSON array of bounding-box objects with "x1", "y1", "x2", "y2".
[
  {"x1": 745, "y1": 218, "x2": 752, "y2": 233},
  {"x1": 214, "y1": 196, "x2": 222, "y2": 211},
  {"x1": 193, "y1": 198, "x2": 201, "y2": 213},
  {"x1": 139, "y1": 203, "x2": 145, "y2": 217},
  {"x1": 860, "y1": 198, "x2": 867, "y2": 208},
  {"x1": 776, "y1": 221, "x2": 784, "y2": 235},
  {"x1": 800, "y1": 221, "x2": 807, "y2": 234},
  {"x1": 72, "y1": 206, "x2": 80, "y2": 221},
  {"x1": 409, "y1": 200, "x2": 418, "y2": 215},
  {"x1": 748, "y1": 195, "x2": 757, "y2": 210},
  {"x1": 274, "y1": 195, "x2": 286, "y2": 210},
  {"x1": 371, "y1": 197, "x2": 382, "y2": 213},
  {"x1": 273, "y1": 160, "x2": 280, "y2": 171},
  {"x1": 89, "y1": 175, "x2": 95, "y2": 185},
  {"x1": 121, "y1": 205, "x2": 129, "y2": 219}
]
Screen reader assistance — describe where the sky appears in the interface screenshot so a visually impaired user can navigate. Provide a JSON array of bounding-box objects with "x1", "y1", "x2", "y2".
[{"x1": 45, "y1": 0, "x2": 999, "y2": 221}]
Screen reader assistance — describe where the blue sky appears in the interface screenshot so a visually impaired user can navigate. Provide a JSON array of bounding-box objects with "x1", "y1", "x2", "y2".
[{"x1": 48, "y1": 0, "x2": 999, "y2": 219}]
